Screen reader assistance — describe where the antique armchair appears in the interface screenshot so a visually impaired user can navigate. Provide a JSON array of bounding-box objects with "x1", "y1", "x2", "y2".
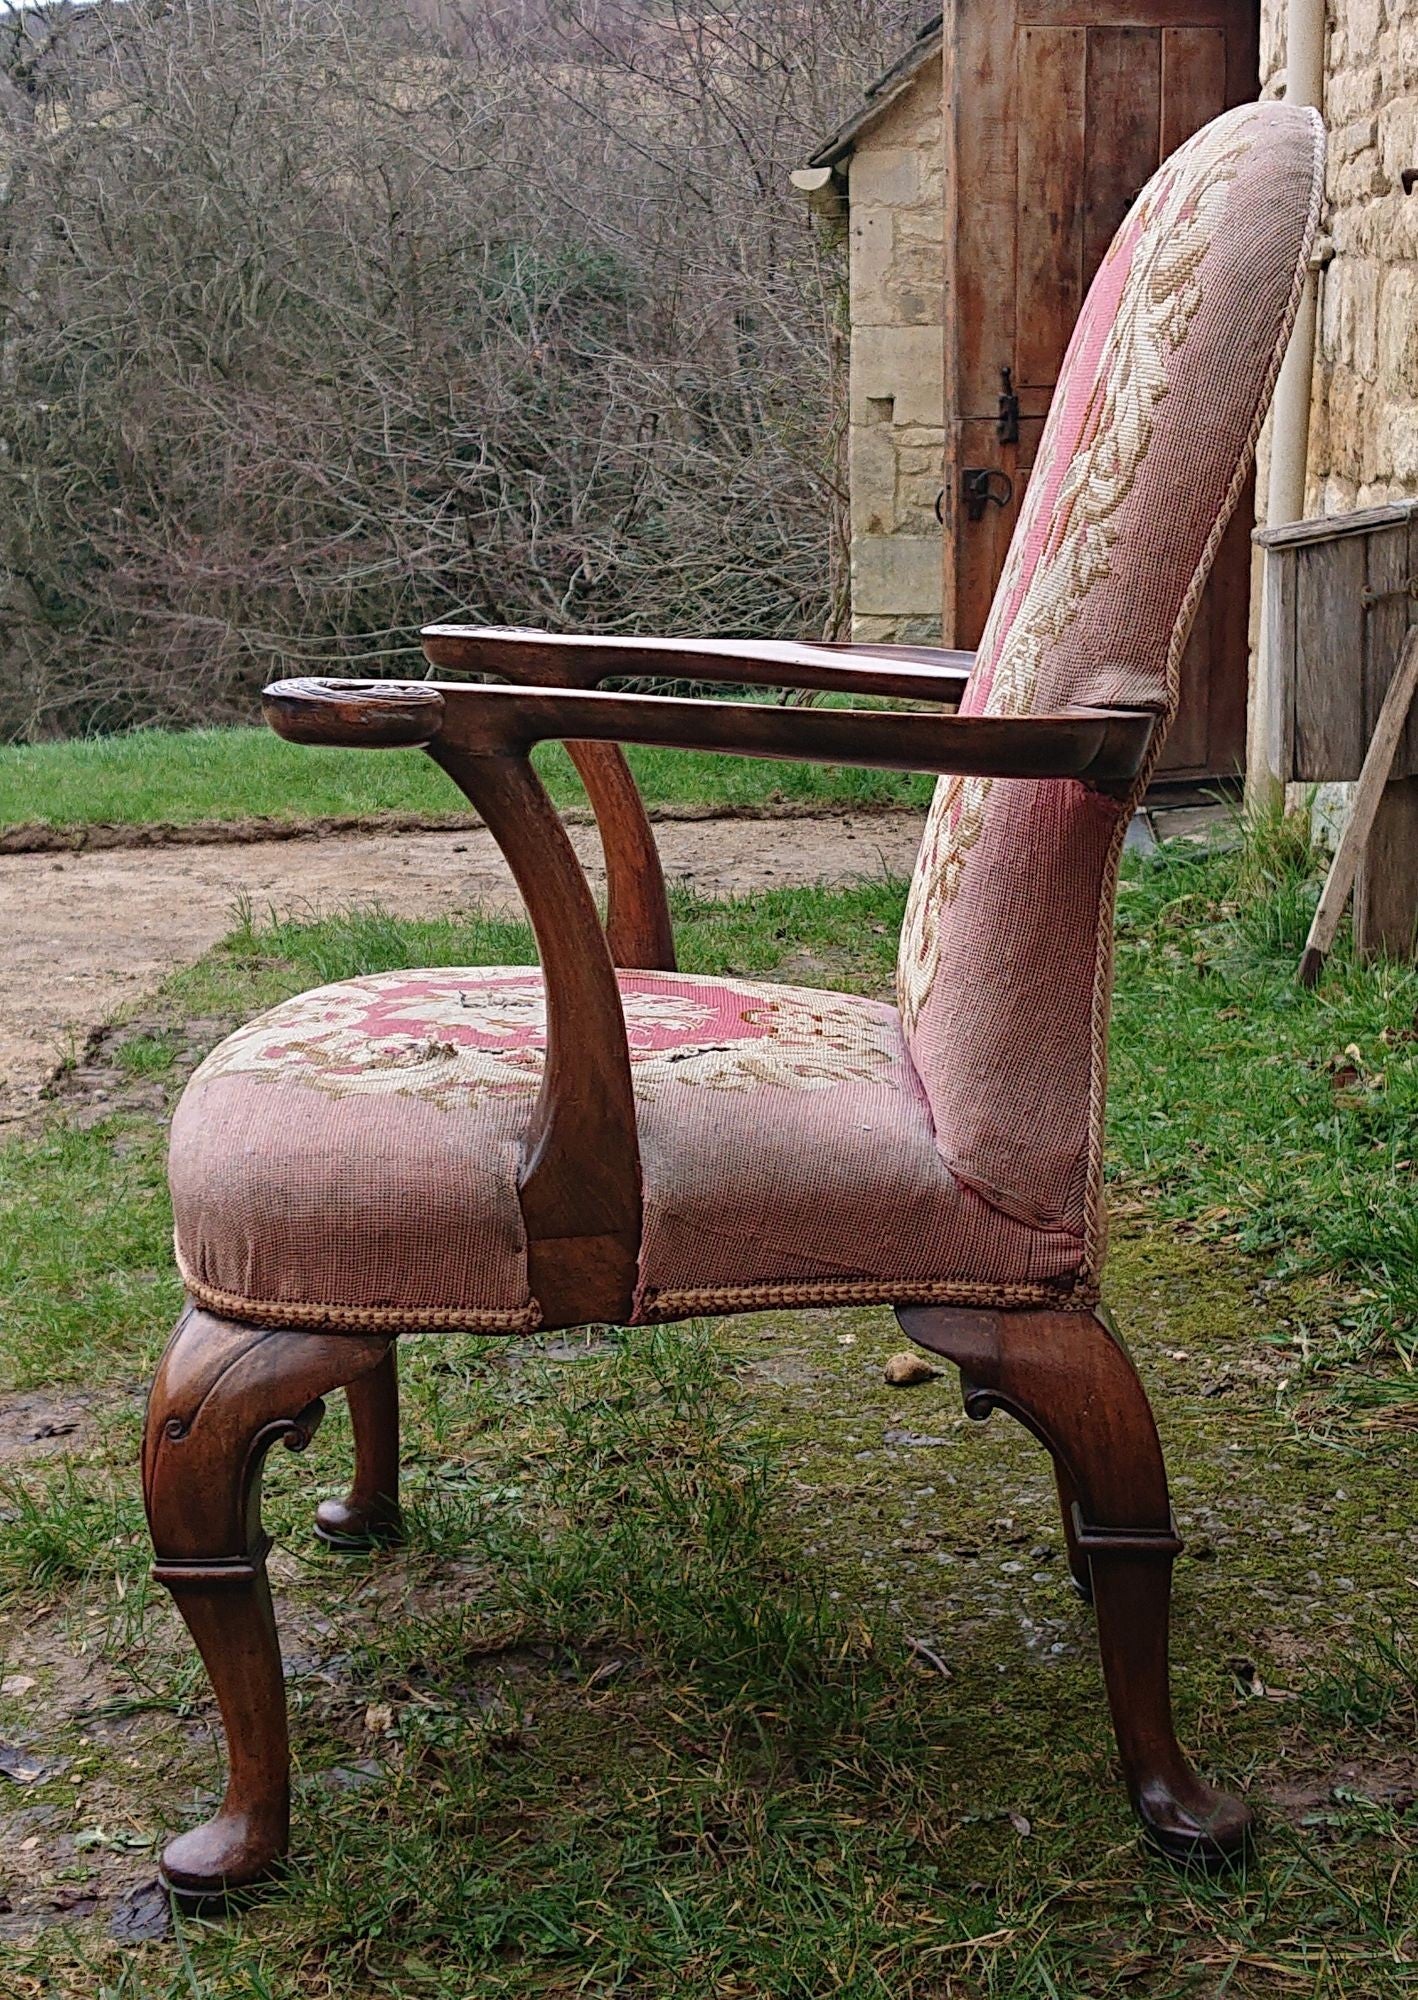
[{"x1": 142, "y1": 102, "x2": 1324, "y2": 1902}]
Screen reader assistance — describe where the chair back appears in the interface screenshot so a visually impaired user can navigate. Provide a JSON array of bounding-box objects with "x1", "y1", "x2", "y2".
[{"x1": 897, "y1": 101, "x2": 1325, "y2": 1263}]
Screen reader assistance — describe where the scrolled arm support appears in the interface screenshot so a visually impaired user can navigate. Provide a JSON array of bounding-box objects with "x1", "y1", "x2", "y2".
[
  {"x1": 429, "y1": 743, "x2": 642, "y2": 1326},
  {"x1": 447, "y1": 646, "x2": 675, "y2": 972}
]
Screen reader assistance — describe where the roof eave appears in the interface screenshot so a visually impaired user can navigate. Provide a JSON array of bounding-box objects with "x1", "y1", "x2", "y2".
[{"x1": 803, "y1": 18, "x2": 944, "y2": 172}]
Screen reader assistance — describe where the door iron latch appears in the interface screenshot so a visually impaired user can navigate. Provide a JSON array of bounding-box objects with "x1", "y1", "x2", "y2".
[
  {"x1": 997, "y1": 365, "x2": 1020, "y2": 445},
  {"x1": 961, "y1": 467, "x2": 1014, "y2": 522}
]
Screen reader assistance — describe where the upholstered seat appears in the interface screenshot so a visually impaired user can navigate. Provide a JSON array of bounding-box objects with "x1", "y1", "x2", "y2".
[{"x1": 171, "y1": 966, "x2": 1087, "y2": 1333}]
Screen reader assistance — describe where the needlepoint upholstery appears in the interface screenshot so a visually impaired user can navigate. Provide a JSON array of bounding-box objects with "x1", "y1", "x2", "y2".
[
  {"x1": 170, "y1": 101, "x2": 1324, "y2": 1336},
  {"x1": 898, "y1": 100, "x2": 1324, "y2": 1254},
  {"x1": 170, "y1": 968, "x2": 1086, "y2": 1330}
]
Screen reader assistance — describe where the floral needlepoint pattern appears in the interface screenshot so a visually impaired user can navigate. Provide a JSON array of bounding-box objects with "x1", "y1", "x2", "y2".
[
  {"x1": 191, "y1": 968, "x2": 904, "y2": 1106},
  {"x1": 896, "y1": 116, "x2": 1249, "y2": 1031}
]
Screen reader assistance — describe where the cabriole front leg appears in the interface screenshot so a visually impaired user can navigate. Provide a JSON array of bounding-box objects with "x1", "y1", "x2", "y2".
[{"x1": 142, "y1": 1304, "x2": 393, "y2": 1902}]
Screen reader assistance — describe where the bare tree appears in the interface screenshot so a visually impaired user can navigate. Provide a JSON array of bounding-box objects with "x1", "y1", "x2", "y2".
[{"x1": 0, "y1": 0, "x2": 916, "y2": 738}]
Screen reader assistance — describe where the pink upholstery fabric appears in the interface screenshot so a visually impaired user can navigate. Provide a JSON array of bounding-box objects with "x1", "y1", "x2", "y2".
[
  {"x1": 171, "y1": 103, "x2": 1324, "y2": 1335},
  {"x1": 171, "y1": 969, "x2": 1085, "y2": 1330},
  {"x1": 898, "y1": 102, "x2": 1324, "y2": 1265}
]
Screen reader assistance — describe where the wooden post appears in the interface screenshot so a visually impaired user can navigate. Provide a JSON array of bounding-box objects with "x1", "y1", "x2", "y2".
[
  {"x1": 1355, "y1": 775, "x2": 1418, "y2": 963},
  {"x1": 1298, "y1": 632, "x2": 1418, "y2": 985}
]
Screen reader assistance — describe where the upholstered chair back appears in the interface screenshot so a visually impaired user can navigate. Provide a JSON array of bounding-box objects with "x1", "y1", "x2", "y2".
[{"x1": 898, "y1": 101, "x2": 1324, "y2": 1269}]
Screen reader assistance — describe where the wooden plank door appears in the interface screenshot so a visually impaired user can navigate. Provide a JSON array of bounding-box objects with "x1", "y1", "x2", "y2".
[{"x1": 942, "y1": 0, "x2": 1260, "y2": 779}]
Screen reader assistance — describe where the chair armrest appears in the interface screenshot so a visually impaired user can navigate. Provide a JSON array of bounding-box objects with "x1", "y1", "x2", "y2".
[
  {"x1": 258, "y1": 672, "x2": 675, "y2": 971},
  {"x1": 263, "y1": 677, "x2": 1154, "y2": 792},
  {"x1": 421, "y1": 624, "x2": 974, "y2": 704}
]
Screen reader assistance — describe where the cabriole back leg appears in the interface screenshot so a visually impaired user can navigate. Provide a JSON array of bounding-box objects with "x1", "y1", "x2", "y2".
[
  {"x1": 897, "y1": 1302, "x2": 1252, "y2": 1866},
  {"x1": 143, "y1": 1303, "x2": 393, "y2": 1904},
  {"x1": 315, "y1": 1344, "x2": 404, "y2": 1548}
]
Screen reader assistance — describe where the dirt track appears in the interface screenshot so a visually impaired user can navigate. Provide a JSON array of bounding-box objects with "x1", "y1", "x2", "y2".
[{"x1": 0, "y1": 807, "x2": 925, "y2": 1117}]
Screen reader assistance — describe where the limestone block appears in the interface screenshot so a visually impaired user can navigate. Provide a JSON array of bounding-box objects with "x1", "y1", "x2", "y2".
[
  {"x1": 1346, "y1": 0, "x2": 1386, "y2": 61},
  {"x1": 886, "y1": 233, "x2": 946, "y2": 327},
  {"x1": 897, "y1": 208, "x2": 945, "y2": 244},
  {"x1": 1380, "y1": 96, "x2": 1418, "y2": 185},
  {"x1": 1321, "y1": 256, "x2": 1381, "y2": 379},
  {"x1": 850, "y1": 323, "x2": 945, "y2": 427},
  {"x1": 1322, "y1": 370, "x2": 1366, "y2": 482},
  {"x1": 851, "y1": 611, "x2": 944, "y2": 646},
  {"x1": 1387, "y1": 404, "x2": 1418, "y2": 484},
  {"x1": 848, "y1": 147, "x2": 921, "y2": 209},
  {"x1": 867, "y1": 69, "x2": 939, "y2": 152},
  {"x1": 1319, "y1": 471, "x2": 1360, "y2": 516},
  {"x1": 1331, "y1": 144, "x2": 1389, "y2": 206},
  {"x1": 849, "y1": 608, "x2": 943, "y2": 644},
  {"x1": 848, "y1": 421, "x2": 900, "y2": 536},
  {"x1": 1327, "y1": 66, "x2": 1383, "y2": 125},
  {"x1": 1329, "y1": 114, "x2": 1379, "y2": 165},
  {"x1": 1401, "y1": 12, "x2": 1418, "y2": 71},
  {"x1": 850, "y1": 211, "x2": 895, "y2": 325},
  {"x1": 1379, "y1": 264, "x2": 1418, "y2": 395},
  {"x1": 894, "y1": 424, "x2": 945, "y2": 450},
  {"x1": 851, "y1": 534, "x2": 944, "y2": 617},
  {"x1": 892, "y1": 613, "x2": 945, "y2": 644},
  {"x1": 895, "y1": 470, "x2": 946, "y2": 534},
  {"x1": 1384, "y1": 191, "x2": 1418, "y2": 263},
  {"x1": 850, "y1": 613, "x2": 904, "y2": 646}
]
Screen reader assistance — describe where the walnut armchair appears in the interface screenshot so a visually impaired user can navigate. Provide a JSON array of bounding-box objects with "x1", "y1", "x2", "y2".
[{"x1": 142, "y1": 103, "x2": 1325, "y2": 1904}]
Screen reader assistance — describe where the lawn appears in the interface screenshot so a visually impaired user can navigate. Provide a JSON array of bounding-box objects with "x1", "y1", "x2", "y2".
[
  {"x1": 0, "y1": 721, "x2": 932, "y2": 834},
  {"x1": 1, "y1": 829, "x2": 1416, "y2": 1996}
]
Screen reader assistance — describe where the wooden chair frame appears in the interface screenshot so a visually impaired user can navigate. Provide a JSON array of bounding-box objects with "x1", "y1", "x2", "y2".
[{"x1": 144, "y1": 634, "x2": 1250, "y2": 1905}]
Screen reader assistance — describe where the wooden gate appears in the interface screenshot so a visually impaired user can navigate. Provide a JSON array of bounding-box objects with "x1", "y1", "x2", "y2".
[{"x1": 941, "y1": 0, "x2": 1260, "y2": 779}]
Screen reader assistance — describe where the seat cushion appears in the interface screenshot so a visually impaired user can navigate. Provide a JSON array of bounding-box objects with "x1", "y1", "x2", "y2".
[{"x1": 170, "y1": 967, "x2": 1088, "y2": 1332}]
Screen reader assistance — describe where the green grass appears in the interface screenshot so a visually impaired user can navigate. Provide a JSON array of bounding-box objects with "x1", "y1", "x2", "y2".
[
  {"x1": 0, "y1": 722, "x2": 932, "y2": 832},
  {"x1": 2, "y1": 827, "x2": 1418, "y2": 1994},
  {"x1": 1109, "y1": 806, "x2": 1418, "y2": 1390}
]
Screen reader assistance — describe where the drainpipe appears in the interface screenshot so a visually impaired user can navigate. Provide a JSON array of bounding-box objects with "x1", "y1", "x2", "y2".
[{"x1": 1247, "y1": 0, "x2": 1327, "y2": 806}]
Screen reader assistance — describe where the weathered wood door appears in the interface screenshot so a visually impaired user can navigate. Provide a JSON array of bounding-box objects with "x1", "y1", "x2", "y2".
[{"x1": 941, "y1": 0, "x2": 1260, "y2": 779}]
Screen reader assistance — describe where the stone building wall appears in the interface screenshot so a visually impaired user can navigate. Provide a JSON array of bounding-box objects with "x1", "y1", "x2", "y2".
[
  {"x1": 843, "y1": 53, "x2": 945, "y2": 643},
  {"x1": 1262, "y1": 1, "x2": 1418, "y2": 513}
]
